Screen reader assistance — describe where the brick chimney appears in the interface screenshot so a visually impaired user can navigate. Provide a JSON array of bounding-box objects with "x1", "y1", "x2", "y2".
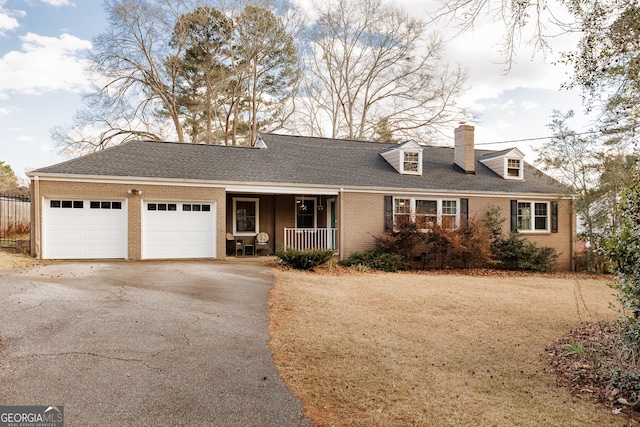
[{"x1": 454, "y1": 124, "x2": 475, "y2": 174}]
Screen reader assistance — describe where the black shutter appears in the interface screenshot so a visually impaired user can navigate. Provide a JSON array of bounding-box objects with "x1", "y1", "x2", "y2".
[
  {"x1": 551, "y1": 200, "x2": 558, "y2": 233},
  {"x1": 510, "y1": 200, "x2": 518, "y2": 231},
  {"x1": 384, "y1": 196, "x2": 393, "y2": 231},
  {"x1": 460, "y1": 198, "x2": 469, "y2": 229}
]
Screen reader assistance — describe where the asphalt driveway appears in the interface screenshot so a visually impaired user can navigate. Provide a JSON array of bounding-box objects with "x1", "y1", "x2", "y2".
[{"x1": 0, "y1": 261, "x2": 310, "y2": 426}]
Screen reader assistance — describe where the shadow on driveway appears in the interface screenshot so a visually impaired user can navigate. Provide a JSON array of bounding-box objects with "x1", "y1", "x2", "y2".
[{"x1": 0, "y1": 261, "x2": 310, "y2": 427}]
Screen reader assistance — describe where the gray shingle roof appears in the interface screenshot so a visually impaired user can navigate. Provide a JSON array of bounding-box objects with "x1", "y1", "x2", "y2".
[{"x1": 30, "y1": 133, "x2": 570, "y2": 195}]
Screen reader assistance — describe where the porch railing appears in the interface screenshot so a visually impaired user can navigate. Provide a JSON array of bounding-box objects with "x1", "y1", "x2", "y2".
[{"x1": 284, "y1": 228, "x2": 337, "y2": 251}]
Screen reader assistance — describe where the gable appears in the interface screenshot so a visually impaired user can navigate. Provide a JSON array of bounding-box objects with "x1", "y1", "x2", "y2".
[
  {"x1": 479, "y1": 148, "x2": 526, "y2": 180},
  {"x1": 379, "y1": 140, "x2": 424, "y2": 175}
]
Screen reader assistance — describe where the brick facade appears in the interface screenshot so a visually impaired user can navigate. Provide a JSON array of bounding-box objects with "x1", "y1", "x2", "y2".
[
  {"x1": 338, "y1": 192, "x2": 574, "y2": 271},
  {"x1": 31, "y1": 181, "x2": 575, "y2": 270},
  {"x1": 31, "y1": 180, "x2": 226, "y2": 259}
]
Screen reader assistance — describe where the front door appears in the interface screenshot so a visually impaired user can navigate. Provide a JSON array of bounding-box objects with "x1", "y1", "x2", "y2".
[{"x1": 328, "y1": 198, "x2": 336, "y2": 249}]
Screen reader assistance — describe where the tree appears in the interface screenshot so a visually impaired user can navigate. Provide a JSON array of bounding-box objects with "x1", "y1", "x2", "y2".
[
  {"x1": 0, "y1": 161, "x2": 19, "y2": 193},
  {"x1": 563, "y1": 0, "x2": 640, "y2": 125},
  {"x1": 52, "y1": 0, "x2": 192, "y2": 153},
  {"x1": 294, "y1": 0, "x2": 467, "y2": 141},
  {"x1": 435, "y1": 0, "x2": 640, "y2": 137},
  {"x1": 535, "y1": 110, "x2": 637, "y2": 270},
  {"x1": 535, "y1": 111, "x2": 602, "y2": 249},
  {"x1": 54, "y1": 1, "x2": 300, "y2": 151},
  {"x1": 234, "y1": 5, "x2": 299, "y2": 145},
  {"x1": 170, "y1": 6, "x2": 234, "y2": 144},
  {"x1": 604, "y1": 165, "x2": 640, "y2": 318}
]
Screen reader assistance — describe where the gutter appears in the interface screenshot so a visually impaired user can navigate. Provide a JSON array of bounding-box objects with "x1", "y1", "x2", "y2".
[{"x1": 29, "y1": 173, "x2": 571, "y2": 200}]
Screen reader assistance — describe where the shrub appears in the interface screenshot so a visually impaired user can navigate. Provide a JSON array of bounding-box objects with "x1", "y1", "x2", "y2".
[
  {"x1": 275, "y1": 248, "x2": 335, "y2": 270},
  {"x1": 483, "y1": 205, "x2": 559, "y2": 273},
  {"x1": 373, "y1": 217, "x2": 495, "y2": 270},
  {"x1": 492, "y1": 231, "x2": 559, "y2": 272},
  {"x1": 374, "y1": 220, "x2": 426, "y2": 263},
  {"x1": 338, "y1": 249, "x2": 406, "y2": 272},
  {"x1": 421, "y1": 218, "x2": 495, "y2": 269}
]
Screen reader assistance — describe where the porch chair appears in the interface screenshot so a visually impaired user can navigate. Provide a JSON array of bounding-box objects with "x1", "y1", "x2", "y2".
[
  {"x1": 226, "y1": 233, "x2": 242, "y2": 256},
  {"x1": 255, "y1": 232, "x2": 270, "y2": 255}
]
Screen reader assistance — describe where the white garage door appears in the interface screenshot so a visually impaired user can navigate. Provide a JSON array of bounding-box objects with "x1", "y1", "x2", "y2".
[
  {"x1": 142, "y1": 201, "x2": 216, "y2": 259},
  {"x1": 43, "y1": 199, "x2": 127, "y2": 259}
]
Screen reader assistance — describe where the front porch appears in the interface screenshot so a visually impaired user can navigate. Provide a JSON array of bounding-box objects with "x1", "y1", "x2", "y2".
[{"x1": 225, "y1": 193, "x2": 339, "y2": 256}]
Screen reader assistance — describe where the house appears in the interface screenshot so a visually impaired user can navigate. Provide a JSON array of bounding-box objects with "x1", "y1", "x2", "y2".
[{"x1": 27, "y1": 125, "x2": 576, "y2": 269}]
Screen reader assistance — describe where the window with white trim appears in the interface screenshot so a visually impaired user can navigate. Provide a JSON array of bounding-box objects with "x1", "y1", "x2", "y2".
[
  {"x1": 415, "y1": 200, "x2": 437, "y2": 229},
  {"x1": 441, "y1": 200, "x2": 458, "y2": 229},
  {"x1": 517, "y1": 201, "x2": 549, "y2": 232},
  {"x1": 402, "y1": 152, "x2": 420, "y2": 174},
  {"x1": 506, "y1": 158, "x2": 522, "y2": 179},
  {"x1": 393, "y1": 198, "x2": 459, "y2": 230},
  {"x1": 233, "y1": 198, "x2": 259, "y2": 235},
  {"x1": 394, "y1": 198, "x2": 411, "y2": 225}
]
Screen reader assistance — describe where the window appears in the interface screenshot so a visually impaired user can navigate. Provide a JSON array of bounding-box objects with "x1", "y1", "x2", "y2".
[
  {"x1": 91, "y1": 201, "x2": 121, "y2": 209},
  {"x1": 50, "y1": 200, "x2": 83, "y2": 209},
  {"x1": 233, "y1": 198, "x2": 259, "y2": 235},
  {"x1": 393, "y1": 198, "x2": 458, "y2": 230},
  {"x1": 403, "y1": 152, "x2": 420, "y2": 173},
  {"x1": 182, "y1": 204, "x2": 210, "y2": 212},
  {"x1": 517, "y1": 201, "x2": 549, "y2": 231},
  {"x1": 507, "y1": 159, "x2": 522, "y2": 178},
  {"x1": 394, "y1": 198, "x2": 411, "y2": 225},
  {"x1": 296, "y1": 198, "x2": 316, "y2": 229},
  {"x1": 146, "y1": 203, "x2": 176, "y2": 211},
  {"x1": 441, "y1": 200, "x2": 458, "y2": 229},
  {"x1": 415, "y1": 200, "x2": 437, "y2": 229}
]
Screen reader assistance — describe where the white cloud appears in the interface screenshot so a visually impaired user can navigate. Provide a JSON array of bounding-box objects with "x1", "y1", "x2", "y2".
[
  {"x1": 0, "y1": 32, "x2": 92, "y2": 96},
  {"x1": 0, "y1": 1, "x2": 21, "y2": 35},
  {"x1": 39, "y1": 0, "x2": 75, "y2": 6}
]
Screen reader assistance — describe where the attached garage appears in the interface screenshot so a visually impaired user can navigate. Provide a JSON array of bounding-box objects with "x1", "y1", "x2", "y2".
[
  {"x1": 141, "y1": 201, "x2": 216, "y2": 259},
  {"x1": 42, "y1": 199, "x2": 127, "y2": 259}
]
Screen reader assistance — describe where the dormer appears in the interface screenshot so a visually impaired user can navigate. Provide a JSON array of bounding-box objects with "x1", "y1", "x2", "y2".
[
  {"x1": 479, "y1": 148, "x2": 526, "y2": 180},
  {"x1": 380, "y1": 141, "x2": 424, "y2": 175}
]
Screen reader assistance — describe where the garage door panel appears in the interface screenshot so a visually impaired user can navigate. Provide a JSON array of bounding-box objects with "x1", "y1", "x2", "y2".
[
  {"x1": 142, "y1": 201, "x2": 216, "y2": 259},
  {"x1": 43, "y1": 199, "x2": 127, "y2": 259}
]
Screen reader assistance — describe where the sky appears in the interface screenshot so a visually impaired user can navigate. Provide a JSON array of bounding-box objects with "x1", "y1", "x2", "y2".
[{"x1": 0, "y1": 0, "x2": 594, "y2": 181}]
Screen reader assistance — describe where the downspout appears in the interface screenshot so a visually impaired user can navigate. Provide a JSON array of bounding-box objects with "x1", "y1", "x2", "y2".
[
  {"x1": 32, "y1": 175, "x2": 41, "y2": 258},
  {"x1": 339, "y1": 188, "x2": 344, "y2": 260},
  {"x1": 570, "y1": 195, "x2": 576, "y2": 272}
]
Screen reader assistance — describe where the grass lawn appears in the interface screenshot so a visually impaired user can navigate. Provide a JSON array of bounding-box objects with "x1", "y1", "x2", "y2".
[
  {"x1": 0, "y1": 247, "x2": 40, "y2": 271},
  {"x1": 268, "y1": 269, "x2": 627, "y2": 427}
]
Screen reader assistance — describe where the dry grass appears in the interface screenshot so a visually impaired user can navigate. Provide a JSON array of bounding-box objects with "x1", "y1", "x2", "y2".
[
  {"x1": 0, "y1": 248, "x2": 41, "y2": 271},
  {"x1": 268, "y1": 269, "x2": 629, "y2": 427}
]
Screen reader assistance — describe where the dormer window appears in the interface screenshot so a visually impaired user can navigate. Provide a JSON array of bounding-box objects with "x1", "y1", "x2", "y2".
[
  {"x1": 380, "y1": 141, "x2": 424, "y2": 176},
  {"x1": 403, "y1": 152, "x2": 420, "y2": 173},
  {"x1": 479, "y1": 147, "x2": 525, "y2": 180},
  {"x1": 507, "y1": 159, "x2": 521, "y2": 178}
]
